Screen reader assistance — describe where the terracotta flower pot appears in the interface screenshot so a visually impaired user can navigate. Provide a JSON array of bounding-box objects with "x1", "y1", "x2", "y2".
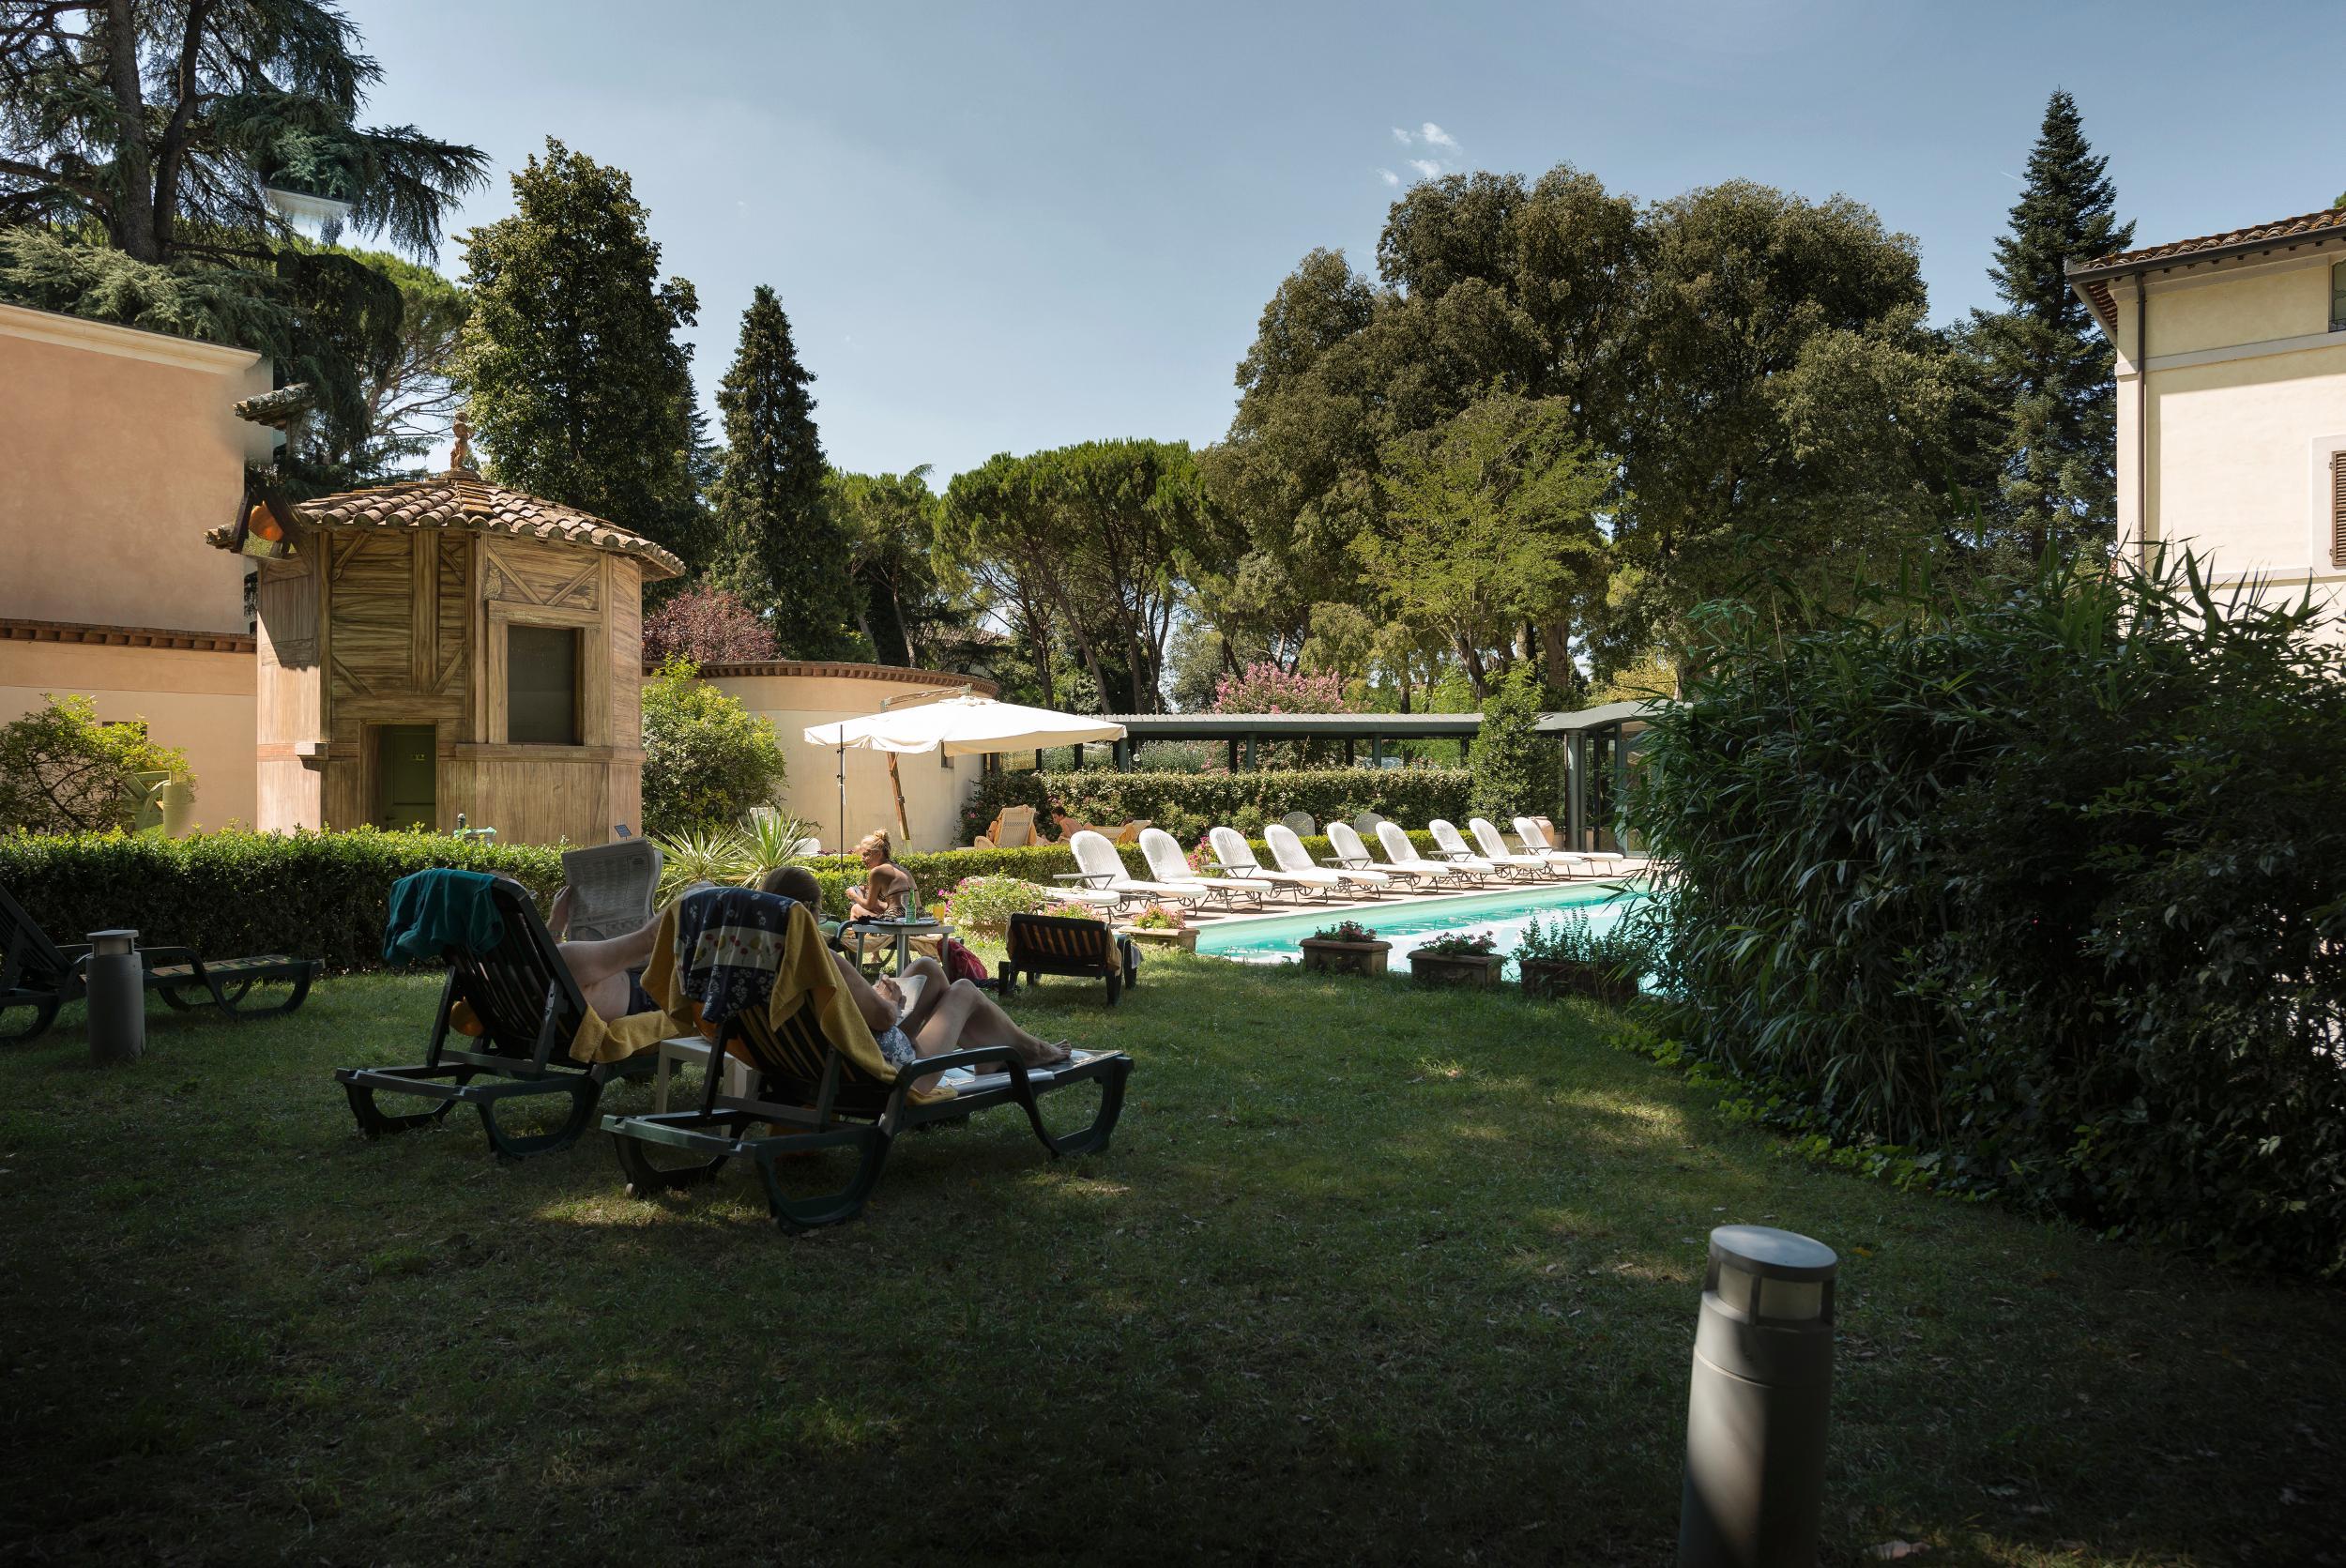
[
  {"x1": 1518, "y1": 957, "x2": 1638, "y2": 1005},
  {"x1": 1407, "y1": 950, "x2": 1503, "y2": 989},
  {"x1": 1121, "y1": 925, "x2": 1196, "y2": 953},
  {"x1": 1300, "y1": 936, "x2": 1390, "y2": 977}
]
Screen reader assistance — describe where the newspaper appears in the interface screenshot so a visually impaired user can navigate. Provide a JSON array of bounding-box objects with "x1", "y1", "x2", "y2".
[{"x1": 558, "y1": 839, "x2": 663, "y2": 940}]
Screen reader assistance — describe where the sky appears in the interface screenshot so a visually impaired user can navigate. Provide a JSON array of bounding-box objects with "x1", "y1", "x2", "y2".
[{"x1": 353, "y1": 0, "x2": 2345, "y2": 483}]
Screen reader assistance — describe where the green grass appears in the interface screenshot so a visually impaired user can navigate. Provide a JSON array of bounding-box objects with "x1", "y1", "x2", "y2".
[{"x1": 1, "y1": 959, "x2": 2338, "y2": 1566}]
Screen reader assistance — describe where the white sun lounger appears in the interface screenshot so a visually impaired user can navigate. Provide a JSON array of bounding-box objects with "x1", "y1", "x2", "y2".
[
  {"x1": 1373, "y1": 821, "x2": 1476, "y2": 887},
  {"x1": 1511, "y1": 815, "x2": 1616, "y2": 877},
  {"x1": 1138, "y1": 827, "x2": 1278, "y2": 908},
  {"x1": 1516, "y1": 816, "x2": 1648, "y2": 875},
  {"x1": 1069, "y1": 829, "x2": 1202, "y2": 908},
  {"x1": 1267, "y1": 822, "x2": 1391, "y2": 895},
  {"x1": 1426, "y1": 819, "x2": 1507, "y2": 882},
  {"x1": 1210, "y1": 826, "x2": 1343, "y2": 900},
  {"x1": 1329, "y1": 820, "x2": 1439, "y2": 889},
  {"x1": 1468, "y1": 816, "x2": 1560, "y2": 880}
]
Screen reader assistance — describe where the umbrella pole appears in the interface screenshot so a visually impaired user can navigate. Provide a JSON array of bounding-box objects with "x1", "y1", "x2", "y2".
[
  {"x1": 835, "y1": 740, "x2": 845, "y2": 864},
  {"x1": 886, "y1": 752, "x2": 910, "y2": 845}
]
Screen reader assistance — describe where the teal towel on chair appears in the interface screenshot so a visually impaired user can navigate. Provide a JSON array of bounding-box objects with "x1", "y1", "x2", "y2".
[{"x1": 382, "y1": 868, "x2": 509, "y2": 966}]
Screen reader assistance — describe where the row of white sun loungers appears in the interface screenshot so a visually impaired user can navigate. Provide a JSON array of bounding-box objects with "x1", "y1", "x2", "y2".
[{"x1": 1054, "y1": 817, "x2": 1652, "y2": 911}]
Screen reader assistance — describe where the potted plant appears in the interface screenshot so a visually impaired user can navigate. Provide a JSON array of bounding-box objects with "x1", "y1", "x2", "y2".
[
  {"x1": 1300, "y1": 917, "x2": 1390, "y2": 977},
  {"x1": 1515, "y1": 912, "x2": 1644, "y2": 1004},
  {"x1": 1407, "y1": 929, "x2": 1503, "y2": 989},
  {"x1": 1120, "y1": 902, "x2": 1196, "y2": 953}
]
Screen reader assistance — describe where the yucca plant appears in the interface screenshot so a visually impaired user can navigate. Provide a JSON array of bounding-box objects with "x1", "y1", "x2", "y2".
[
  {"x1": 653, "y1": 826, "x2": 752, "y2": 901},
  {"x1": 739, "y1": 810, "x2": 821, "y2": 884}
]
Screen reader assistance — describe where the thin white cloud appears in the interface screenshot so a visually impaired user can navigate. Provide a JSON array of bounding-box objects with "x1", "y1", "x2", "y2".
[
  {"x1": 1409, "y1": 158, "x2": 1443, "y2": 179},
  {"x1": 1419, "y1": 122, "x2": 1458, "y2": 150},
  {"x1": 1378, "y1": 168, "x2": 1401, "y2": 188},
  {"x1": 1391, "y1": 126, "x2": 1413, "y2": 145}
]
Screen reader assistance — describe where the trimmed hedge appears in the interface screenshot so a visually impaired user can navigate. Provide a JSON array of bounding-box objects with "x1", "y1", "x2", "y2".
[
  {"x1": 0, "y1": 829, "x2": 1442, "y2": 976},
  {"x1": 959, "y1": 767, "x2": 1474, "y2": 847},
  {"x1": 0, "y1": 828, "x2": 566, "y2": 974}
]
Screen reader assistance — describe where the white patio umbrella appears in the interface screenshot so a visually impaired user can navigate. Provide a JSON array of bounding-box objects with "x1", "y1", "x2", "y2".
[{"x1": 803, "y1": 695, "x2": 1128, "y2": 849}]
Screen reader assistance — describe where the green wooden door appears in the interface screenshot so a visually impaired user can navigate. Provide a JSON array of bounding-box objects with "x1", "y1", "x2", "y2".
[{"x1": 375, "y1": 726, "x2": 437, "y2": 830}]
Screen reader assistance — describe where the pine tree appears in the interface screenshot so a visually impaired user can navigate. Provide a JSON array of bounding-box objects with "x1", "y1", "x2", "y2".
[
  {"x1": 710, "y1": 286, "x2": 852, "y2": 656},
  {"x1": 1963, "y1": 89, "x2": 2133, "y2": 556},
  {"x1": 456, "y1": 141, "x2": 704, "y2": 558}
]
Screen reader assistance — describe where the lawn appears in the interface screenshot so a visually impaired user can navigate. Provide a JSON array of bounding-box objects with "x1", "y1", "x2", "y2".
[{"x1": 1, "y1": 956, "x2": 2338, "y2": 1567}]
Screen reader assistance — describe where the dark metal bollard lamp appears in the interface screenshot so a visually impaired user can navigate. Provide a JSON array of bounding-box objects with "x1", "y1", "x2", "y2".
[
  {"x1": 83, "y1": 928, "x2": 145, "y2": 1067},
  {"x1": 1678, "y1": 1225, "x2": 1839, "y2": 1568}
]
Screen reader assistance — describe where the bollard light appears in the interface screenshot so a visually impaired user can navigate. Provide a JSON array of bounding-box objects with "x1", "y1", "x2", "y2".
[
  {"x1": 1678, "y1": 1224, "x2": 1838, "y2": 1568},
  {"x1": 84, "y1": 928, "x2": 145, "y2": 1068}
]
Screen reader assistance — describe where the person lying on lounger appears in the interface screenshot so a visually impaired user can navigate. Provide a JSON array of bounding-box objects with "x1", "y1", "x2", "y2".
[
  {"x1": 546, "y1": 883, "x2": 673, "y2": 1022},
  {"x1": 762, "y1": 867, "x2": 1069, "y2": 1093}
]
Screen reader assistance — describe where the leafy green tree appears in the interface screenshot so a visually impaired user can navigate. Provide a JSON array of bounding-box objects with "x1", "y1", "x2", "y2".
[
  {"x1": 455, "y1": 140, "x2": 703, "y2": 560},
  {"x1": 638, "y1": 658, "x2": 788, "y2": 838},
  {"x1": 1467, "y1": 663, "x2": 1561, "y2": 820},
  {"x1": 1360, "y1": 391, "x2": 1612, "y2": 698},
  {"x1": 309, "y1": 242, "x2": 465, "y2": 482},
  {"x1": 1617, "y1": 181, "x2": 1962, "y2": 655},
  {"x1": 830, "y1": 464, "x2": 971, "y2": 667},
  {"x1": 709, "y1": 284, "x2": 849, "y2": 655},
  {"x1": 1958, "y1": 89, "x2": 2133, "y2": 556},
  {"x1": 941, "y1": 440, "x2": 1222, "y2": 711},
  {"x1": 0, "y1": 0, "x2": 484, "y2": 262},
  {"x1": 0, "y1": 694, "x2": 190, "y2": 834}
]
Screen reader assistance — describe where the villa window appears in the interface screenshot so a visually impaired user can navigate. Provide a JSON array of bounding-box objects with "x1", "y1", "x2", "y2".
[
  {"x1": 2334, "y1": 260, "x2": 2346, "y2": 332},
  {"x1": 2333, "y1": 450, "x2": 2346, "y2": 570},
  {"x1": 507, "y1": 624, "x2": 581, "y2": 745}
]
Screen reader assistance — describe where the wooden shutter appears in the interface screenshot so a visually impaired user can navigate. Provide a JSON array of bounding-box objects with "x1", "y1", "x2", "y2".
[{"x1": 2334, "y1": 450, "x2": 2346, "y2": 570}]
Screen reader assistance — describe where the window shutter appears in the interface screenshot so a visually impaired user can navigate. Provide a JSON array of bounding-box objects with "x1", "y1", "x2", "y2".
[{"x1": 2334, "y1": 450, "x2": 2346, "y2": 570}]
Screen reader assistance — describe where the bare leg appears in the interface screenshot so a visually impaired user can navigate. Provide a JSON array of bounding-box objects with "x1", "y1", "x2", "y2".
[
  {"x1": 890, "y1": 956, "x2": 952, "y2": 1034},
  {"x1": 553, "y1": 888, "x2": 663, "y2": 1017},
  {"x1": 908, "y1": 980, "x2": 1067, "y2": 1072}
]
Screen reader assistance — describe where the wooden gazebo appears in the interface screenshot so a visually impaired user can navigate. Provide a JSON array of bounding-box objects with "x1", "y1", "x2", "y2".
[{"x1": 207, "y1": 421, "x2": 682, "y2": 845}]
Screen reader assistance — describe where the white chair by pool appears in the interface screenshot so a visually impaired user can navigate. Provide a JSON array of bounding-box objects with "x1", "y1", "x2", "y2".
[
  {"x1": 1373, "y1": 820, "x2": 1477, "y2": 887},
  {"x1": 1469, "y1": 816, "x2": 1560, "y2": 880},
  {"x1": 1138, "y1": 827, "x2": 1278, "y2": 908},
  {"x1": 1426, "y1": 819, "x2": 1508, "y2": 882},
  {"x1": 1511, "y1": 815, "x2": 1616, "y2": 878},
  {"x1": 1267, "y1": 821, "x2": 1391, "y2": 896},
  {"x1": 1211, "y1": 826, "x2": 1343, "y2": 901},
  {"x1": 1070, "y1": 829, "x2": 1201, "y2": 909},
  {"x1": 1516, "y1": 816, "x2": 1648, "y2": 875},
  {"x1": 1329, "y1": 820, "x2": 1438, "y2": 889}
]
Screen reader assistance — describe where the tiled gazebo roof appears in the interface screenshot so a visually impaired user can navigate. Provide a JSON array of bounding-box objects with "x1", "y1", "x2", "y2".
[{"x1": 206, "y1": 424, "x2": 684, "y2": 580}]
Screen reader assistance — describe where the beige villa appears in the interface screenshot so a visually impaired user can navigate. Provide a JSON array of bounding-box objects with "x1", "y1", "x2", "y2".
[
  {"x1": 2068, "y1": 206, "x2": 2346, "y2": 621},
  {"x1": 0, "y1": 300, "x2": 990, "y2": 847}
]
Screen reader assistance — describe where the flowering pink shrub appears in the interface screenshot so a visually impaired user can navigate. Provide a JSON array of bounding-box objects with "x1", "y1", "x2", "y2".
[
  {"x1": 1210, "y1": 662, "x2": 1352, "y2": 716},
  {"x1": 643, "y1": 584, "x2": 779, "y2": 665}
]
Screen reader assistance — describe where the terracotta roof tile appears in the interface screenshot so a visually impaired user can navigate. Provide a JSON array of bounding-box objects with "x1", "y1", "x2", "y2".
[
  {"x1": 203, "y1": 467, "x2": 684, "y2": 580},
  {"x1": 2075, "y1": 206, "x2": 2346, "y2": 274}
]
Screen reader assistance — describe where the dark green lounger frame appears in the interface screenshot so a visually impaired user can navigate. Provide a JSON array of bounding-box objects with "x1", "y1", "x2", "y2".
[
  {"x1": 335, "y1": 876, "x2": 651, "y2": 1159},
  {"x1": 603, "y1": 903, "x2": 1133, "y2": 1229},
  {"x1": 0, "y1": 882, "x2": 318, "y2": 1043}
]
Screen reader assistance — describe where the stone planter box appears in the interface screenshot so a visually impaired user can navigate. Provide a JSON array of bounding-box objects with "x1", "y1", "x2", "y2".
[
  {"x1": 1120, "y1": 925, "x2": 1196, "y2": 954},
  {"x1": 1300, "y1": 936, "x2": 1390, "y2": 977},
  {"x1": 1519, "y1": 957, "x2": 1638, "y2": 1005},
  {"x1": 1407, "y1": 950, "x2": 1504, "y2": 989}
]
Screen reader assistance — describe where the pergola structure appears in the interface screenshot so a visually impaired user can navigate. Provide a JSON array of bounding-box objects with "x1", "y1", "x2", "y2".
[
  {"x1": 984, "y1": 699, "x2": 1670, "y2": 853},
  {"x1": 1538, "y1": 699, "x2": 1662, "y2": 853}
]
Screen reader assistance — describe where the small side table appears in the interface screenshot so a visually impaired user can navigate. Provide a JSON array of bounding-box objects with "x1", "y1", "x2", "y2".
[
  {"x1": 840, "y1": 916, "x2": 945, "y2": 975},
  {"x1": 652, "y1": 1035, "x2": 754, "y2": 1113}
]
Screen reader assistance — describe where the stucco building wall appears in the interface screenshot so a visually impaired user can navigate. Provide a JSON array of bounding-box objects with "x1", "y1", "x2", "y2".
[
  {"x1": 0, "y1": 305, "x2": 271, "y2": 823},
  {"x1": 699, "y1": 664, "x2": 997, "y2": 854},
  {"x1": 2102, "y1": 245, "x2": 2346, "y2": 632}
]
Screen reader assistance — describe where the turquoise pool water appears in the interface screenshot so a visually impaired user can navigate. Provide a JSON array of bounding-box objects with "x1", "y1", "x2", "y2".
[{"x1": 1195, "y1": 881, "x2": 1645, "y2": 974}]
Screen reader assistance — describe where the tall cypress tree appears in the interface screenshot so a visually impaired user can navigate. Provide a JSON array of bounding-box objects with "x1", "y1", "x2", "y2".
[
  {"x1": 711, "y1": 286, "x2": 852, "y2": 656},
  {"x1": 1964, "y1": 89, "x2": 2133, "y2": 556},
  {"x1": 457, "y1": 141, "x2": 704, "y2": 559}
]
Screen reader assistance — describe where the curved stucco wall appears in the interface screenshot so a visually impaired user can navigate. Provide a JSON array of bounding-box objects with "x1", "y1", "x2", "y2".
[{"x1": 700, "y1": 668, "x2": 992, "y2": 854}]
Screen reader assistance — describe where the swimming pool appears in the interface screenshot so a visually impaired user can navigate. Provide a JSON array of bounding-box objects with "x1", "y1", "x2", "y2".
[{"x1": 1195, "y1": 881, "x2": 1646, "y2": 974}]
